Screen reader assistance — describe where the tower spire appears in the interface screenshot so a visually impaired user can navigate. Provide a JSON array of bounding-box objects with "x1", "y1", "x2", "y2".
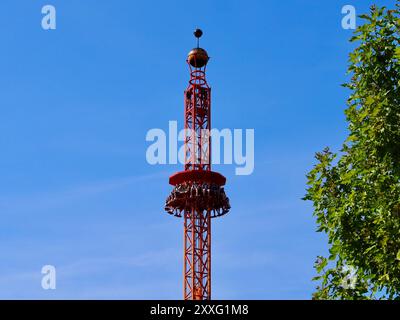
[{"x1": 194, "y1": 28, "x2": 203, "y2": 48}]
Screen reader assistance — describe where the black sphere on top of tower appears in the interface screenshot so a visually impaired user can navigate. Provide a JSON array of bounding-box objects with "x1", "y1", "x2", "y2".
[{"x1": 194, "y1": 28, "x2": 203, "y2": 38}]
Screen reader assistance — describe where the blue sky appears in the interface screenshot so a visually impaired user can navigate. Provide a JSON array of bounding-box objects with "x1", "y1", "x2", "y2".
[{"x1": 0, "y1": 0, "x2": 395, "y2": 299}]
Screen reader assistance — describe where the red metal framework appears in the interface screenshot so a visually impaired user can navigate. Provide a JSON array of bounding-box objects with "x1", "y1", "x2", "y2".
[
  {"x1": 165, "y1": 30, "x2": 230, "y2": 300},
  {"x1": 184, "y1": 67, "x2": 211, "y2": 171}
]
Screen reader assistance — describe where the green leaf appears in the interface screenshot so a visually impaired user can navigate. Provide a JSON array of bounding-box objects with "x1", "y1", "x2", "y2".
[{"x1": 395, "y1": 47, "x2": 400, "y2": 60}]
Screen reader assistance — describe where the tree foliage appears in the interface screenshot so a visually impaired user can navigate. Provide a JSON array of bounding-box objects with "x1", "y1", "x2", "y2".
[{"x1": 304, "y1": 3, "x2": 400, "y2": 299}]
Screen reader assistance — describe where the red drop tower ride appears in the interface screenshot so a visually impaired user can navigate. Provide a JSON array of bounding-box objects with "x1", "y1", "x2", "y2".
[{"x1": 165, "y1": 29, "x2": 231, "y2": 300}]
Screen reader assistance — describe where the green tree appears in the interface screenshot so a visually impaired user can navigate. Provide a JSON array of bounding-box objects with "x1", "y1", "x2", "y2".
[{"x1": 304, "y1": 3, "x2": 400, "y2": 299}]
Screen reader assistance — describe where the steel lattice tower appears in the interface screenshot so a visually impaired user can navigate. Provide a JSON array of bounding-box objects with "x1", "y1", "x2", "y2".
[{"x1": 165, "y1": 29, "x2": 231, "y2": 300}]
